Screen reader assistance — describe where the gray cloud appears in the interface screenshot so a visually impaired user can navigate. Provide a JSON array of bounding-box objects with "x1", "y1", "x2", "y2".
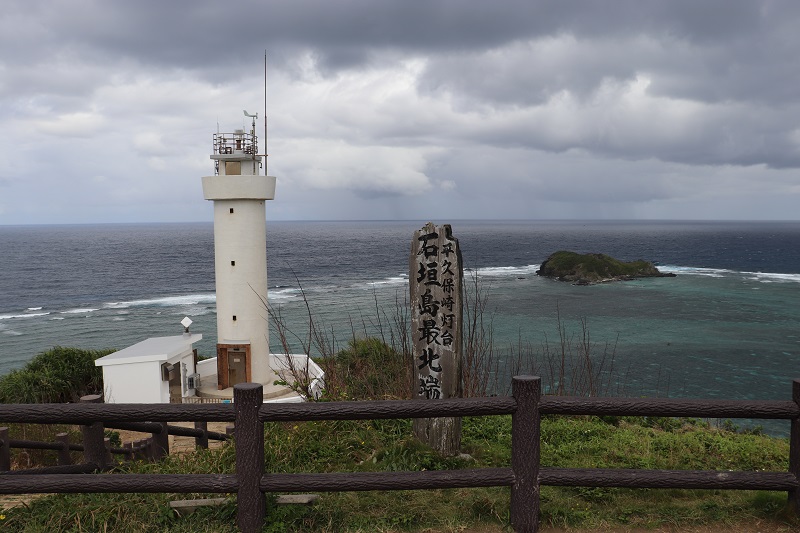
[{"x1": 1, "y1": 0, "x2": 799, "y2": 224}]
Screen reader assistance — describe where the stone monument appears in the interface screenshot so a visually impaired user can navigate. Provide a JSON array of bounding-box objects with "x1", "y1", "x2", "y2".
[{"x1": 409, "y1": 222, "x2": 463, "y2": 455}]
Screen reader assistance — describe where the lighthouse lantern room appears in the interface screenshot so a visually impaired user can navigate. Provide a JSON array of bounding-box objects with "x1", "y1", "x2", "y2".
[{"x1": 202, "y1": 113, "x2": 275, "y2": 390}]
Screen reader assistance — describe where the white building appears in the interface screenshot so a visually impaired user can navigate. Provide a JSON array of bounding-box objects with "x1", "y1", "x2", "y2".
[{"x1": 95, "y1": 334, "x2": 202, "y2": 404}]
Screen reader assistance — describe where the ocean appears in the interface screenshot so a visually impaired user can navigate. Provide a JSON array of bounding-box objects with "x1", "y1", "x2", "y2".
[{"x1": 1, "y1": 220, "x2": 799, "y2": 433}]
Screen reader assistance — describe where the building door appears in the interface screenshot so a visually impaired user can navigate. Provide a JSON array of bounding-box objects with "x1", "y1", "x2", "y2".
[
  {"x1": 168, "y1": 364, "x2": 182, "y2": 403},
  {"x1": 216, "y1": 344, "x2": 252, "y2": 390},
  {"x1": 228, "y1": 348, "x2": 247, "y2": 387}
]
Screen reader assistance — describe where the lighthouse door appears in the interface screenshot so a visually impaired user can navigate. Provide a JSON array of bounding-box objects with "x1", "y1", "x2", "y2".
[
  {"x1": 227, "y1": 347, "x2": 248, "y2": 387},
  {"x1": 216, "y1": 344, "x2": 252, "y2": 389}
]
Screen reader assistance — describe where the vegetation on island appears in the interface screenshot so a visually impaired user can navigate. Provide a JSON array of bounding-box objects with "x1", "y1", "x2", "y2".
[
  {"x1": 537, "y1": 250, "x2": 676, "y2": 285},
  {"x1": 1, "y1": 337, "x2": 798, "y2": 531}
]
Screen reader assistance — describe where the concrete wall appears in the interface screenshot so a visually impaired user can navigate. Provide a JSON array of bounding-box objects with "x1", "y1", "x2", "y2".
[
  {"x1": 102, "y1": 361, "x2": 162, "y2": 403},
  {"x1": 211, "y1": 198, "x2": 271, "y2": 384}
]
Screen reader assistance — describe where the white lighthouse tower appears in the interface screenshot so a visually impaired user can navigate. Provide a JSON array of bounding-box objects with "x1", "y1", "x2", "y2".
[{"x1": 202, "y1": 112, "x2": 275, "y2": 390}]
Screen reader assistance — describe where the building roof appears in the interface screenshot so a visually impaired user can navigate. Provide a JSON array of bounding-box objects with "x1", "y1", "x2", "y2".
[{"x1": 95, "y1": 334, "x2": 202, "y2": 367}]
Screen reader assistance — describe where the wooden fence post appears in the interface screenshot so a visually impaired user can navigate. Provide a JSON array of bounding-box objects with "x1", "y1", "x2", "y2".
[
  {"x1": 152, "y1": 422, "x2": 169, "y2": 460},
  {"x1": 0, "y1": 427, "x2": 10, "y2": 471},
  {"x1": 235, "y1": 383, "x2": 265, "y2": 533},
  {"x1": 56, "y1": 432, "x2": 72, "y2": 466},
  {"x1": 103, "y1": 437, "x2": 113, "y2": 465},
  {"x1": 511, "y1": 375, "x2": 541, "y2": 533},
  {"x1": 789, "y1": 379, "x2": 800, "y2": 514},
  {"x1": 145, "y1": 438, "x2": 154, "y2": 460},
  {"x1": 80, "y1": 394, "x2": 108, "y2": 470},
  {"x1": 195, "y1": 421, "x2": 209, "y2": 449},
  {"x1": 123, "y1": 442, "x2": 134, "y2": 461},
  {"x1": 134, "y1": 439, "x2": 147, "y2": 461}
]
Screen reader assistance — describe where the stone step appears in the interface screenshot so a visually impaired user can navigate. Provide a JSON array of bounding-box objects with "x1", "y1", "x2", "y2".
[{"x1": 169, "y1": 494, "x2": 319, "y2": 515}]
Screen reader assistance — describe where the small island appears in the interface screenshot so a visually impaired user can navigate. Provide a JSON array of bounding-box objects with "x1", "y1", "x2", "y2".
[{"x1": 536, "y1": 250, "x2": 676, "y2": 285}]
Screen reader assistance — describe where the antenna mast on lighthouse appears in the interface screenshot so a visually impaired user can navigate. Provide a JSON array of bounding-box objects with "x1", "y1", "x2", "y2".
[{"x1": 264, "y1": 50, "x2": 269, "y2": 176}]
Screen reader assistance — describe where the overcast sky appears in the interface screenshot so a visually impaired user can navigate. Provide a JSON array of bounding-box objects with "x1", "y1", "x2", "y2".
[{"x1": 1, "y1": 0, "x2": 799, "y2": 224}]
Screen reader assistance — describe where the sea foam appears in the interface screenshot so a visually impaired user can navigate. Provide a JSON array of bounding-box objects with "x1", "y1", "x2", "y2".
[
  {"x1": 660, "y1": 265, "x2": 800, "y2": 283},
  {"x1": 104, "y1": 294, "x2": 217, "y2": 309},
  {"x1": 467, "y1": 264, "x2": 541, "y2": 277},
  {"x1": 0, "y1": 312, "x2": 50, "y2": 320},
  {"x1": 60, "y1": 308, "x2": 99, "y2": 315}
]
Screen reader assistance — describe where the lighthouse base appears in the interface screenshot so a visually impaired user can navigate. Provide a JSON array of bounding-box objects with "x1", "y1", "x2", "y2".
[
  {"x1": 190, "y1": 352, "x2": 325, "y2": 403},
  {"x1": 194, "y1": 369, "x2": 303, "y2": 403}
]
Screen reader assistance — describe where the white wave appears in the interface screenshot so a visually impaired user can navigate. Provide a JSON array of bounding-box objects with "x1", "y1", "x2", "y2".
[
  {"x1": 50, "y1": 316, "x2": 65, "y2": 320},
  {"x1": 743, "y1": 271, "x2": 800, "y2": 284},
  {"x1": 60, "y1": 308, "x2": 99, "y2": 314},
  {"x1": 104, "y1": 293, "x2": 217, "y2": 309},
  {"x1": 467, "y1": 264, "x2": 541, "y2": 277},
  {"x1": 0, "y1": 312, "x2": 50, "y2": 320},
  {"x1": 659, "y1": 265, "x2": 800, "y2": 283},
  {"x1": 27, "y1": 306, "x2": 43, "y2": 311},
  {"x1": 269, "y1": 288, "x2": 302, "y2": 301},
  {"x1": 367, "y1": 276, "x2": 408, "y2": 288},
  {"x1": 658, "y1": 265, "x2": 732, "y2": 277},
  {"x1": 183, "y1": 305, "x2": 213, "y2": 317},
  {"x1": 2, "y1": 329, "x2": 23, "y2": 336}
]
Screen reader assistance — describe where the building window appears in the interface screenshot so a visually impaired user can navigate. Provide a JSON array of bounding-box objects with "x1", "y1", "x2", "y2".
[
  {"x1": 232, "y1": 315, "x2": 237, "y2": 321},
  {"x1": 230, "y1": 208, "x2": 234, "y2": 214},
  {"x1": 231, "y1": 260, "x2": 235, "y2": 266}
]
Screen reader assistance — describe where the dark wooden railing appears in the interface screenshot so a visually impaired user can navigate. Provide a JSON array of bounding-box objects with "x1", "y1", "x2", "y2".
[
  {"x1": 0, "y1": 394, "x2": 231, "y2": 471},
  {"x1": 1, "y1": 376, "x2": 798, "y2": 533}
]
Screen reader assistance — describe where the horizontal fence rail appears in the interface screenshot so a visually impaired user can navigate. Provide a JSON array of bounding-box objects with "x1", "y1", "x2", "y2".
[
  {"x1": 259, "y1": 396, "x2": 518, "y2": 421},
  {"x1": 540, "y1": 396, "x2": 800, "y2": 419},
  {"x1": 0, "y1": 403, "x2": 234, "y2": 424},
  {"x1": 0, "y1": 376, "x2": 798, "y2": 533},
  {"x1": 540, "y1": 468, "x2": 799, "y2": 491}
]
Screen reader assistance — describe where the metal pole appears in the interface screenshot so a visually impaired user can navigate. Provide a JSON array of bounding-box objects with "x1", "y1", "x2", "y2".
[{"x1": 264, "y1": 50, "x2": 269, "y2": 176}]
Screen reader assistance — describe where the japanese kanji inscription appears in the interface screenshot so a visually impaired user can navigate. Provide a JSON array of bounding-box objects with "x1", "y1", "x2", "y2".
[{"x1": 409, "y1": 222, "x2": 463, "y2": 455}]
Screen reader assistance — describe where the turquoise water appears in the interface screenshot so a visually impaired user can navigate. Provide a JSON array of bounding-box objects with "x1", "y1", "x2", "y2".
[{"x1": 1, "y1": 220, "x2": 798, "y2": 433}]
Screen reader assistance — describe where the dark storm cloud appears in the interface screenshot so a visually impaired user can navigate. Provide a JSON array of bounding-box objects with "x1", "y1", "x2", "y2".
[
  {"x1": 6, "y1": 1, "x2": 797, "y2": 104},
  {"x1": 2, "y1": 0, "x2": 799, "y2": 223}
]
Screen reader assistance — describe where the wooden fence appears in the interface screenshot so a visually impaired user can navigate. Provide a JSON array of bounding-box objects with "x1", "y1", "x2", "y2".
[
  {"x1": 0, "y1": 376, "x2": 799, "y2": 533},
  {"x1": 0, "y1": 394, "x2": 231, "y2": 471}
]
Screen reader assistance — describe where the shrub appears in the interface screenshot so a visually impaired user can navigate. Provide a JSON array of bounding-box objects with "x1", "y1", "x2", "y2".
[
  {"x1": 0, "y1": 346, "x2": 114, "y2": 403},
  {"x1": 321, "y1": 337, "x2": 411, "y2": 401}
]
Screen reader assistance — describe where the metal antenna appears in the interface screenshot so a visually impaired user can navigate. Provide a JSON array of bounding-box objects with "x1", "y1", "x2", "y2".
[{"x1": 264, "y1": 50, "x2": 269, "y2": 176}]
